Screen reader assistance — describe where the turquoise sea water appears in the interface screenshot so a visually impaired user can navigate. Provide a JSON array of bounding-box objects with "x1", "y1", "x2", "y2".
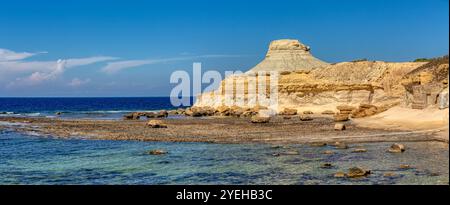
[
  {"x1": 0, "y1": 98, "x2": 448, "y2": 185},
  {"x1": 0, "y1": 130, "x2": 448, "y2": 185}
]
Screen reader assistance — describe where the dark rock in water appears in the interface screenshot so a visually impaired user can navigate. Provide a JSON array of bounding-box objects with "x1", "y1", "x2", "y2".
[
  {"x1": 321, "y1": 163, "x2": 334, "y2": 169},
  {"x1": 55, "y1": 112, "x2": 62, "y2": 115},
  {"x1": 147, "y1": 150, "x2": 168, "y2": 155},
  {"x1": 272, "y1": 150, "x2": 299, "y2": 156},
  {"x1": 272, "y1": 153, "x2": 281, "y2": 157},
  {"x1": 309, "y1": 142, "x2": 327, "y2": 147},
  {"x1": 270, "y1": 145, "x2": 286, "y2": 149},
  {"x1": 333, "y1": 142, "x2": 349, "y2": 149},
  {"x1": 351, "y1": 148, "x2": 367, "y2": 153},
  {"x1": 399, "y1": 164, "x2": 411, "y2": 169},
  {"x1": 123, "y1": 113, "x2": 135, "y2": 120},
  {"x1": 429, "y1": 172, "x2": 440, "y2": 177},
  {"x1": 388, "y1": 143, "x2": 405, "y2": 153},
  {"x1": 283, "y1": 151, "x2": 299, "y2": 155},
  {"x1": 347, "y1": 167, "x2": 371, "y2": 178},
  {"x1": 123, "y1": 112, "x2": 145, "y2": 120},
  {"x1": 145, "y1": 112, "x2": 157, "y2": 118},
  {"x1": 383, "y1": 172, "x2": 397, "y2": 177},
  {"x1": 322, "y1": 150, "x2": 334, "y2": 155}
]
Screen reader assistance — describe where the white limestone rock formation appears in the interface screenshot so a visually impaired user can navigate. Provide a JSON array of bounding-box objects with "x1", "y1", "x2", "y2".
[{"x1": 247, "y1": 39, "x2": 329, "y2": 73}]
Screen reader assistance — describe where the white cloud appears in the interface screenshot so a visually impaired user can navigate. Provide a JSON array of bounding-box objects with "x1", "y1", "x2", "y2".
[
  {"x1": 1, "y1": 48, "x2": 117, "y2": 88},
  {"x1": 68, "y1": 78, "x2": 91, "y2": 87},
  {"x1": 0, "y1": 48, "x2": 47, "y2": 62},
  {"x1": 101, "y1": 54, "x2": 243, "y2": 74}
]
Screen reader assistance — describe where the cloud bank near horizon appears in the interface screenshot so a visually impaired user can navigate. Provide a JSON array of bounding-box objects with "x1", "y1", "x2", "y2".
[{"x1": 0, "y1": 48, "x2": 244, "y2": 90}]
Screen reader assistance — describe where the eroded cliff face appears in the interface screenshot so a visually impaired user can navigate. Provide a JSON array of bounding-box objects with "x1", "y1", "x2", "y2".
[
  {"x1": 400, "y1": 56, "x2": 449, "y2": 109},
  {"x1": 194, "y1": 39, "x2": 426, "y2": 113},
  {"x1": 275, "y1": 61, "x2": 425, "y2": 112}
]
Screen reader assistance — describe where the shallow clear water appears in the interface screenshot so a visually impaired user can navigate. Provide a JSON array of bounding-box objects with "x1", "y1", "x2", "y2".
[{"x1": 0, "y1": 130, "x2": 448, "y2": 185}]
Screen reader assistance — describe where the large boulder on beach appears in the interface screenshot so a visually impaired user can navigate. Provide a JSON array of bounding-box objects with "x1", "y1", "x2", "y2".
[
  {"x1": 334, "y1": 114, "x2": 349, "y2": 122},
  {"x1": 280, "y1": 108, "x2": 297, "y2": 115},
  {"x1": 334, "y1": 123, "x2": 346, "y2": 131},
  {"x1": 350, "y1": 104, "x2": 383, "y2": 118},
  {"x1": 215, "y1": 105, "x2": 230, "y2": 115},
  {"x1": 299, "y1": 114, "x2": 313, "y2": 121},
  {"x1": 337, "y1": 105, "x2": 356, "y2": 114},
  {"x1": 251, "y1": 116, "x2": 270, "y2": 123},
  {"x1": 147, "y1": 120, "x2": 168, "y2": 128},
  {"x1": 185, "y1": 107, "x2": 211, "y2": 117},
  {"x1": 229, "y1": 106, "x2": 246, "y2": 117}
]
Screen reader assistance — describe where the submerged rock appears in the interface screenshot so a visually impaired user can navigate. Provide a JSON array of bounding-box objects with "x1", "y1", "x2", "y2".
[
  {"x1": 322, "y1": 150, "x2": 334, "y2": 155},
  {"x1": 303, "y1": 110, "x2": 314, "y2": 114},
  {"x1": 283, "y1": 151, "x2": 299, "y2": 155},
  {"x1": 347, "y1": 167, "x2": 371, "y2": 178},
  {"x1": 351, "y1": 148, "x2": 367, "y2": 153},
  {"x1": 333, "y1": 142, "x2": 349, "y2": 149},
  {"x1": 383, "y1": 172, "x2": 397, "y2": 177},
  {"x1": 147, "y1": 150, "x2": 168, "y2": 155},
  {"x1": 321, "y1": 163, "x2": 334, "y2": 169},
  {"x1": 399, "y1": 164, "x2": 411, "y2": 169},
  {"x1": 123, "y1": 113, "x2": 139, "y2": 120},
  {"x1": 388, "y1": 143, "x2": 406, "y2": 153},
  {"x1": 310, "y1": 142, "x2": 327, "y2": 147}
]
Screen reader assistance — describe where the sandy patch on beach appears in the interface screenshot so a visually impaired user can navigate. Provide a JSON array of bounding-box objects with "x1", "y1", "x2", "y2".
[{"x1": 353, "y1": 107, "x2": 449, "y2": 142}]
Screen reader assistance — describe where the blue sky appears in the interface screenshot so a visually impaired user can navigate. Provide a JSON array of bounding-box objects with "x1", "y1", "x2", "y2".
[{"x1": 0, "y1": 0, "x2": 448, "y2": 97}]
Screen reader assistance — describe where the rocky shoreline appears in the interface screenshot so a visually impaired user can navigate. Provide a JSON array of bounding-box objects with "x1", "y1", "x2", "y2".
[{"x1": 0, "y1": 111, "x2": 445, "y2": 145}]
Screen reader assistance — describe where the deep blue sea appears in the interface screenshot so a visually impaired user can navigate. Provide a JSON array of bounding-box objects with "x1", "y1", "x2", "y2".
[
  {"x1": 0, "y1": 98, "x2": 448, "y2": 184},
  {"x1": 0, "y1": 97, "x2": 181, "y2": 119}
]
